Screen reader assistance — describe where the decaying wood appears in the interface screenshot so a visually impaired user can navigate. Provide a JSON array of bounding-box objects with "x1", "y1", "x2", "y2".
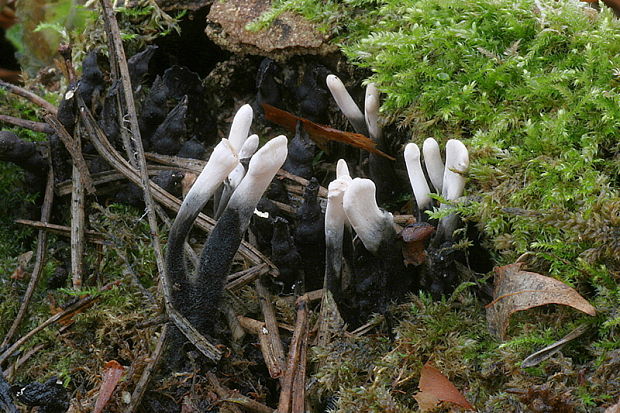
[
  {"x1": 2, "y1": 169, "x2": 54, "y2": 347},
  {"x1": 15, "y1": 219, "x2": 106, "y2": 244},
  {"x1": 278, "y1": 295, "x2": 310, "y2": 413},
  {"x1": 70, "y1": 158, "x2": 86, "y2": 289},
  {"x1": 255, "y1": 278, "x2": 287, "y2": 381}
]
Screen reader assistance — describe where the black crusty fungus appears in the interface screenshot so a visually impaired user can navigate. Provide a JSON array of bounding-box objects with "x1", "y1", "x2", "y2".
[
  {"x1": 177, "y1": 138, "x2": 206, "y2": 159},
  {"x1": 48, "y1": 133, "x2": 72, "y2": 185},
  {"x1": 162, "y1": 65, "x2": 216, "y2": 143},
  {"x1": 0, "y1": 367, "x2": 18, "y2": 413},
  {"x1": 56, "y1": 84, "x2": 78, "y2": 134},
  {"x1": 295, "y1": 64, "x2": 330, "y2": 123},
  {"x1": 255, "y1": 58, "x2": 282, "y2": 113},
  {"x1": 77, "y1": 50, "x2": 104, "y2": 106},
  {"x1": 294, "y1": 177, "x2": 325, "y2": 291},
  {"x1": 282, "y1": 121, "x2": 316, "y2": 180},
  {"x1": 249, "y1": 197, "x2": 282, "y2": 252},
  {"x1": 271, "y1": 216, "x2": 303, "y2": 293},
  {"x1": 128, "y1": 45, "x2": 158, "y2": 90},
  {"x1": 12, "y1": 377, "x2": 68, "y2": 413},
  {"x1": 139, "y1": 75, "x2": 170, "y2": 142},
  {"x1": 98, "y1": 92, "x2": 121, "y2": 146},
  {"x1": 148, "y1": 96, "x2": 187, "y2": 155},
  {"x1": 0, "y1": 131, "x2": 48, "y2": 175}
]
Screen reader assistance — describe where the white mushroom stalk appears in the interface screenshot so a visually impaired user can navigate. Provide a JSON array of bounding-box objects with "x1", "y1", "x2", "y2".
[
  {"x1": 364, "y1": 83, "x2": 382, "y2": 142},
  {"x1": 343, "y1": 178, "x2": 395, "y2": 255},
  {"x1": 437, "y1": 139, "x2": 470, "y2": 240},
  {"x1": 324, "y1": 159, "x2": 352, "y2": 293},
  {"x1": 423, "y1": 137, "x2": 445, "y2": 193},
  {"x1": 326, "y1": 74, "x2": 368, "y2": 135},
  {"x1": 192, "y1": 135, "x2": 288, "y2": 334},
  {"x1": 215, "y1": 134, "x2": 260, "y2": 218},
  {"x1": 166, "y1": 138, "x2": 239, "y2": 287},
  {"x1": 441, "y1": 139, "x2": 469, "y2": 203},
  {"x1": 404, "y1": 143, "x2": 432, "y2": 217}
]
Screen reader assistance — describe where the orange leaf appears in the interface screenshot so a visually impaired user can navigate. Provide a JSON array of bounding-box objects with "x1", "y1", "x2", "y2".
[
  {"x1": 485, "y1": 263, "x2": 597, "y2": 340},
  {"x1": 93, "y1": 360, "x2": 125, "y2": 413},
  {"x1": 414, "y1": 362, "x2": 474, "y2": 411},
  {"x1": 262, "y1": 103, "x2": 395, "y2": 160}
]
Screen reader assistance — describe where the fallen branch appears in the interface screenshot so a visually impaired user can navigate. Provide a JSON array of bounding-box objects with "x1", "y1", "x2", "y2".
[
  {"x1": 15, "y1": 219, "x2": 106, "y2": 244},
  {"x1": 255, "y1": 278, "x2": 287, "y2": 381},
  {"x1": 0, "y1": 79, "x2": 58, "y2": 115},
  {"x1": 277, "y1": 295, "x2": 310, "y2": 413},
  {"x1": 0, "y1": 114, "x2": 53, "y2": 133}
]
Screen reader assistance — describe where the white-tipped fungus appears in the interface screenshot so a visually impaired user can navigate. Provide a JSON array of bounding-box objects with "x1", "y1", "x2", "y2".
[
  {"x1": 364, "y1": 83, "x2": 382, "y2": 142},
  {"x1": 326, "y1": 74, "x2": 367, "y2": 135},
  {"x1": 227, "y1": 104, "x2": 253, "y2": 153},
  {"x1": 441, "y1": 139, "x2": 469, "y2": 203},
  {"x1": 226, "y1": 135, "x2": 289, "y2": 217},
  {"x1": 422, "y1": 137, "x2": 445, "y2": 193},
  {"x1": 404, "y1": 143, "x2": 432, "y2": 214},
  {"x1": 343, "y1": 178, "x2": 395, "y2": 254}
]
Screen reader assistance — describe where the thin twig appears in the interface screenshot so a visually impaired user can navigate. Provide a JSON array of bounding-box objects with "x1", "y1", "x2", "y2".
[
  {"x1": 226, "y1": 264, "x2": 270, "y2": 291},
  {"x1": 0, "y1": 114, "x2": 53, "y2": 133},
  {"x1": 0, "y1": 79, "x2": 58, "y2": 115},
  {"x1": 15, "y1": 219, "x2": 106, "y2": 244},
  {"x1": 2, "y1": 168, "x2": 54, "y2": 347},
  {"x1": 206, "y1": 372, "x2": 274, "y2": 413},
  {"x1": 0, "y1": 281, "x2": 120, "y2": 366},
  {"x1": 255, "y1": 278, "x2": 287, "y2": 381},
  {"x1": 126, "y1": 324, "x2": 168, "y2": 413},
  {"x1": 5, "y1": 343, "x2": 46, "y2": 381},
  {"x1": 70, "y1": 151, "x2": 86, "y2": 289}
]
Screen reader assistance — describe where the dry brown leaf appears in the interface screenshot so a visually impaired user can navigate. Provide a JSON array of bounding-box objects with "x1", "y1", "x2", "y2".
[
  {"x1": 262, "y1": 103, "x2": 395, "y2": 160},
  {"x1": 93, "y1": 360, "x2": 125, "y2": 413},
  {"x1": 486, "y1": 263, "x2": 596, "y2": 340},
  {"x1": 10, "y1": 250, "x2": 33, "y2": 280},
  {"x1": 413, "y1": 362, "x2": 475, "y2": 412}
]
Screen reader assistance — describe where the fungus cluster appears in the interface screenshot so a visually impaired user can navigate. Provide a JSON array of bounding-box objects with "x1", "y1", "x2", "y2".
[{"x1": 166, "y1": 105, "x2": 288, "y2": 336}]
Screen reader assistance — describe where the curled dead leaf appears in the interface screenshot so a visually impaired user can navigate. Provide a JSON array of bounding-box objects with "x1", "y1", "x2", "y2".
[
  {"x1": 414, "y1": 361, "x2": 475, "y2": 411},
  {"x1": 262, "y1": 103, "x2": 395, "y2": 160},
  {"x1": 400, "y1": 222, "x2": 434, "y2": 266},
  {"x1": 486, "y1": 263, "x2": 596, "y2": 340},
  {"x1": 10, "y1": 250, "x2": 34, "y2": 280}
]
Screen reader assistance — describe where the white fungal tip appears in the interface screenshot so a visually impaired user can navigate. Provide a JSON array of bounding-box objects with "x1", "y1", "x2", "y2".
[
  {"x1": 326, "y1": 74, "x2": 366, "y2": 134},
  {"x1": 404, "y1": 143, "x2": 431, "y2": 212},
  {"x1": 228, "y1": 104, "x2": 254, "y2": 153},
  {"x1": 239, "y1": 134, "x2": 259, "y2": 159},
  {"x1": 364, "y1": 83, "x2": 381, "y2": 141},
  {"x1": 343, "y1": 178, "x2": 394, "y2": 253},
  {"x1": 422, "y1": 137, "x2": 444, "y2": 193},
  {"x1": 442, "y1": 139, "x2": 470, "y2": 202},
  {"x1": 336, "y1": 159, "x2": 352, "y2": 181},
  {"x1": 247, "y1": 135, "x2": 288, "y2": 177}
]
